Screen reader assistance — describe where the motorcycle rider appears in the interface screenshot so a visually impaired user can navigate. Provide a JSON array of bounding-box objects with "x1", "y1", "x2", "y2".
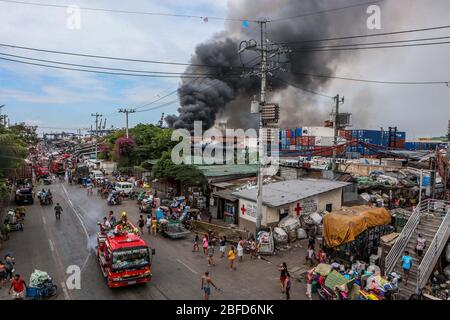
[{"x1": 54, "y1": 203, "x2": 63, "y2": 220}]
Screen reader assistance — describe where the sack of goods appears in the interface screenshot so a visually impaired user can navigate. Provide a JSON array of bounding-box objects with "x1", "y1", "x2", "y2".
[
  {"x1": 296, "y1": 228, "x2": 308, "y2": 239},
  {"x1": 278, "y1": 216, "x2": 300, "y2": 232},
  {"x1": 273, "y1": 227, "x2": 288, "y2": 244},
  {"x1": 30, "y1": 269, "x2": 51, "y2": 287}
]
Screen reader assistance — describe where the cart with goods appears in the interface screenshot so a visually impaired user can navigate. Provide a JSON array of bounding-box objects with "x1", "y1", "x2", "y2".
[
  {"x1": 158, "y1": 218, "x2": 190, "y2": 239},
  {"x1": 256, "y1": 228, "x2": 274, "y2": 255},
  {"x1": 26, "y1": 270, "x2": 58, "y2": 300}
]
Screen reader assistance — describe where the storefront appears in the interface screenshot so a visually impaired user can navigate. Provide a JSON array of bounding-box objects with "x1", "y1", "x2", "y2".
[{"x1": 210, "y1": 189, "x2": 239, "y2": 225}]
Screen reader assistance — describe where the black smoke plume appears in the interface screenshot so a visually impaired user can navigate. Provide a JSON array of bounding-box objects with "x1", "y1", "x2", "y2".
[{"x1": 166, "y1": 0, "x2": 376, "y2": 131}]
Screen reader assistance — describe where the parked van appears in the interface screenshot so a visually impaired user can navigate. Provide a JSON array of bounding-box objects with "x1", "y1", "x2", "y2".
[
  {"x1": 114, "y1": 181, "x2": 133, "y2": 195},
  {"x1": 91, "y1": 170, "x2": 104, "y2": 180}
]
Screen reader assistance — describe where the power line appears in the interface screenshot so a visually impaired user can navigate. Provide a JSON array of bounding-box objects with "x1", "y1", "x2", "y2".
[
  {"x1": 290, "y1": 72, "x2": 450, "y2": 85},
  {"x1": 0, "y1": 56, "x2": 242, "y2": 78},
  {"x1": 0, "y1": 42, "x2": 247, "y2": 69},
  {"x1": 270, "y1": 0, "x2": 384, "y2": 22},
  {"x1": 277, "y1": 24, "x2": 450, "y2": 45},
  {"x1": 135, "y1": 89, "x2": 179, "y2": 110},
  {"x1": 135, "y1": 99, "x2": 180, "y2": 113},
  {"x1": 272, "y1": 77, "x2": 334, "y2": 99},
  {"x1": 292, "y1": 39, "x2": 450, "y2": 53},
  {"x1": 0, "y1": 52, "x2": 243, "y2": 76},
  {"x1": 289, "y1": 35, "x2": 450, "y2": 50},
  {"x1": 0, "y1": 0, "x2": 259, "y2": 22}
]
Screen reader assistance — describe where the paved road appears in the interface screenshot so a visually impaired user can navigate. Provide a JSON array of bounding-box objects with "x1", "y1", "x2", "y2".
[{"x1": 1, "y1": 181, "x2": 310, "y2": 300}]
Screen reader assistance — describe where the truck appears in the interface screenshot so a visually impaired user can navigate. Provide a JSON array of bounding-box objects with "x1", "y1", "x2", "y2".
[
  {"x1": 50, "y1": 160, "x2": 65, "y2": 176},
  {"x1": 97, "y1": 225, "x2": 155, "y2": 288},
  {"x1": 14, "y1": 162, "x2": 33, "y2": 181}
]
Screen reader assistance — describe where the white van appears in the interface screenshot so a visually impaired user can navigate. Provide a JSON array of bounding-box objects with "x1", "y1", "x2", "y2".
[
  {"x1": 114, "y1": 182, "x2": 133, "y2": 195},
  {"x1": 91, "y1": 170, "x2": 104, "y2": 180}
]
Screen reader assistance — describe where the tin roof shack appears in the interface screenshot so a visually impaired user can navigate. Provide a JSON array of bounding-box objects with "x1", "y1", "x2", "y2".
[
  {"x1": 232, "y1": 179, "x2": 350, "y2": 234},
  {"x1": 322, "y1": 206, "x2": 393, "y2": 263}
]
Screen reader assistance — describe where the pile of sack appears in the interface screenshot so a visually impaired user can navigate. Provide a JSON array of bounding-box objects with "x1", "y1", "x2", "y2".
[{"x1": 30, "y1": 269, "x2": 51, "y2": 287}]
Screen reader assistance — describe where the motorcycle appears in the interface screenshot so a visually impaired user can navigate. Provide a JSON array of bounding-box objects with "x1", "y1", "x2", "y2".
[{"x1": 107, "y1": 193, "x2": 122, "y2": 206}]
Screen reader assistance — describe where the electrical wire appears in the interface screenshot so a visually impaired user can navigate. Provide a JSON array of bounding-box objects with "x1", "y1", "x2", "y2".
[
  {"x1": 269, "y1": 0, "x2": 384, "y2": 22},
  {"x1": 292, "y1": 39, "x2": 450, "y2": 53},
  {"x1": 0, "y1": 42, "x2": 249, "y2": 69},
  {"x1": 290, "y1": 72, "x2": 450, "y2": 85},
  {"x1": 0, "y1": 0, "x2": 259, "y2": 22},
  {"x1": 0, "y1": 56, "x2": 243, "y2": 78},
  {"x1": 277, "y1": 24, "x2": 450, "y2": 45},
  {"x1": 288, "y1": 35, "x2": 450, "y2": 51},
  {"x1": 272, "y1": 77, "x2": 334, "y2": 99},
  {"x1": 0, "y1": 52, "x2": 243, "y2": 76}
]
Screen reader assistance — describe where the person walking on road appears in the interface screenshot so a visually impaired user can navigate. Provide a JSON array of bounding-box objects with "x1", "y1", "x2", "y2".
[
  {"x1": 193, "y1": 232, "x2": 200, "y2": 252},
  {"x1": 202, "y1": 234, "x2": 209, "y2": 255},
  {"x1": 279, "y1": 262, "x2": 288, "y2": 293},
  {"x1": 306, "y1": 244, "x2": 315, "y2": 267},
  {"x1": 0, "y1": 261, "x2": 7, "y2": 288},
  {"x1": 151, "y1": 216, "x2": 157, "y2": 235},
  {"x1": 9, "y1": 274, "x2": 26, "y2": 300},
  {"x1": 306, "y1": 269, "x2": 313, "y2": 300},
  {"x1": 284, "y1": 271, "x2": 292, "y2": 300},
  {"x1": 54, "y1": 203, "x2": 63, "y2": 220},
  {"x1": 4, "y1": 254, "x2": 15, "y2": 280},
  {"x1": 401, "y1": 250, "x2": 413, "y2": 286},
  {"x1": 138, "y1": 215, "x2": 145, "y2": 234},
  {"x1": 201, "y1": 271, "x2": 219, "y2": 300},
  {"x1": 250, "y1": 239, "x2": 257, "y2": 260},
  {"x1": 207, "y1": 244, "x2": 215, "y2": 267},
  {"x1": 237, "y1": 237, "x2": 244, "y2": 262},
  {"x1": 219, "y1": 236, "x2": 226, "y2": 258},
  {"x1": 146, "y1": 215, "x2": 152, "y2": 235},
  {"x1": 228, "y1": 246, "x2": 236, "y2": 271}
]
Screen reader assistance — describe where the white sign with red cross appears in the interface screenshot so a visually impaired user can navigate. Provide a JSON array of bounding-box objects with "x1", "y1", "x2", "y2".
[{"x1": 239, "y1": 200, "x2": 257, "y2": 222}]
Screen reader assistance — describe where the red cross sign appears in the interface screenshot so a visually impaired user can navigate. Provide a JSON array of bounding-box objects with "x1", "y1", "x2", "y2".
[
  {"x1": 294, "y1": 202, "x2": 302, "y2": 216},
  {"x1": 241, "y1": 204, "x2": 247, "y2": 215}
]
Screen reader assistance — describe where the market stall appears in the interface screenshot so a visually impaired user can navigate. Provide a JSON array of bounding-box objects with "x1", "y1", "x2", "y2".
[{"x1": 323, "y1": 206, "x2": 394, "y2": 262}]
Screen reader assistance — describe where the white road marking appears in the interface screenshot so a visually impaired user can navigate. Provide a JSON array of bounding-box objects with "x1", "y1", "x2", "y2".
[
  {"x1": 48, "y1": 239, "x2": 55, "y2": 252},
  {"x1": 42, "y1": 216, "x2": 47, "y2": 225},
  {"x1": 176, "y1": 259, "x2": 198, "y2": 275},
  {"x1": 61, "y1": 184, "x2": 92, "y2": 271},
  {"x1": 60, "y1": 281, "x2": 70, "y2": 300},
  {"x1": 61, "y1": 184, "x2": 90, "y2": 241}
]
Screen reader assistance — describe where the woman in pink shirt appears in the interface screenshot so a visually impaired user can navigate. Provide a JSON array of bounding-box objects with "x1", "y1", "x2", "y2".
[{"x1": 202, "y1": 234, "x2": 209, "y2": 255}]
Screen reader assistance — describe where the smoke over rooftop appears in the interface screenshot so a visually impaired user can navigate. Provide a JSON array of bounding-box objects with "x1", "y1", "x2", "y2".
[{"x1": 166, "y1": 0, "x2": 375, "y2": 131}]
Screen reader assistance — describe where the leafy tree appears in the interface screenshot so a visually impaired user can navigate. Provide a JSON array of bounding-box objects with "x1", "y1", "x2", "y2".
[
  {"x1": 153, "y1": 151, "x2": 207, "y2": 194},
  {"x1": 0, "y1": 127, "x2": 28, "y2": 197}
]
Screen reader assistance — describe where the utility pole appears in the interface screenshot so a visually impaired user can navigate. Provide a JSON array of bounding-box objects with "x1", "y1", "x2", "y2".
[
  {"x1": 332, "y1": 94, "x2": 344, "y2": 171},
  {"x1": 118, "y1": 108, "x2": 136, "y2": 138},
  {"x1": 240, "y1": 20, "x2": 289, "y2": 232},
  {"x1": 91, "y1": 113, "x2": 102, "y2": 159}
]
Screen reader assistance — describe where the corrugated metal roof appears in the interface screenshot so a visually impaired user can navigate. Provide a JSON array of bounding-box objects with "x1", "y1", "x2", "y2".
[
  {"x1": 197, "y1": 164, "x2": 257, "y2": 177},
  {"x1": 232, "y1": 179, "x2": 351, "y2": 207}
]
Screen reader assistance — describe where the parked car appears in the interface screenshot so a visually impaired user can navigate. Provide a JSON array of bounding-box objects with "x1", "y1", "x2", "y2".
[{"x1": 15, "y1": 187, "x2": 34, "y2": 205}]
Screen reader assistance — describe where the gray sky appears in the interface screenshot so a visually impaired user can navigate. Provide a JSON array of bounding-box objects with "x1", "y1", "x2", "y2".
[{"x1": 0, "y1": 0, "x2": 449, "y2": 139}]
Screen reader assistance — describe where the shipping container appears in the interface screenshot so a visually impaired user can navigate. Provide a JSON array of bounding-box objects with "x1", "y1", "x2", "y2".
[{"x1": 302, "y1": 126, "x2": 334, "y2": 137}]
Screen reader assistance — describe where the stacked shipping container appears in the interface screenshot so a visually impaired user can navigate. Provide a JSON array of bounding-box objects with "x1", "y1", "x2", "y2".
[{"x1": 346, "y1": 129, "x2": 406, "y2": 155}]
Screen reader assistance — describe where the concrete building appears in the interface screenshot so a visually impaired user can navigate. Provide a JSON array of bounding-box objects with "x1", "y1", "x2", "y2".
[{"x1": 232, "y1": 179, "x2": 351, "y2": 234}]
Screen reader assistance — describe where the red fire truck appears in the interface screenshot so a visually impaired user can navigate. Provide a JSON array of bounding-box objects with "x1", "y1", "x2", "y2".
[{"x1": 97, "y1": 224, "x2": 155, "y2": 288}]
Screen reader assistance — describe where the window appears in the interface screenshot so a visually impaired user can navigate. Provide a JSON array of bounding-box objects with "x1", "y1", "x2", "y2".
[
  {"x1": 326, "y1": 203, "x2": 333, "y2": 212},
  {"x1": 279, "y1": 207, "x2": 289, "y2": 220}
]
